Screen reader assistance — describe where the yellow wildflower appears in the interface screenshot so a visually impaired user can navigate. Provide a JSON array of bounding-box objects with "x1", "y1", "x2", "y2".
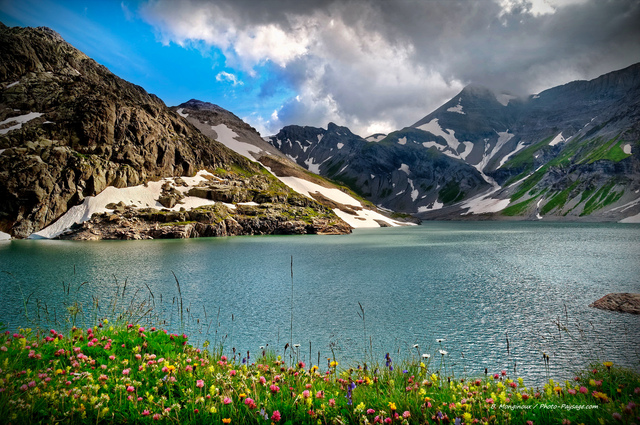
[
  {"x1": 222, "y1": 419, "x2": 231, "y2": 424},
  {"x1": 463, "y1": 413, "x2": 472, "y2": 423},
  {"x1": 388, "y1": 402, "x2": 397, "y2": 411}
]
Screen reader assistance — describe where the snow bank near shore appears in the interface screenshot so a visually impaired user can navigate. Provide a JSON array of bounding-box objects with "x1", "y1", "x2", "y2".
[{"x1": 31, "y1": 171, "x2": 217, "y2": 239}]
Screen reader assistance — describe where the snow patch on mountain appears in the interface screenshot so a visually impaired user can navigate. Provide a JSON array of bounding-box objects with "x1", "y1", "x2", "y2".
[
  {"x1": 399, "y1": 163, "x2": 410, "y2": 174},
  {"x1": 304, "y1": 157, "x2": 321, "y2": 174},
  {"x1": 460, "y1": 141, "x2": 474, "y2": 161},
  {"x1": 398, "y1": 137, "x2": 407, "y2": 145},
  {"x1": 417, "y1": 119, "x2": 459, "y2": 151},
  {"x1": 336, "y1": 143, "x2": 344, "y2": 149},
  {"x1": 275, "y1": 175, "x2": 408, "y2": 228},
  {"x1": 0, "y1": 112, "x2": 44, "y2": 134},
  {"x1": 623, "y1": 144, "x2": 632, "y2": 155},
  {"x1": 408, "y1": 179, "x2": 418, "y2": 201},
  {"x1": 366, "y1": 134, "x2": 386, "y2": 142},
  {"x1": 211, "y1": 124, "x2": 260, "y2": 161},
  {"x1": 30, "y1": 171, "x2": 219, "y2": 239},
  {"x1": 176, "y1": 108, "x2": 188, "y2": 118},
  {"x1": 447, "y1": 99, "x2": 465, "y2": 114},
  {"x1": 474, "y1": 131, "x2": 514, "y2": 173},
  {"x1": 417, "y1": 200, "x2": 443, "y2": 213},
  {"x1": 498, "y1": 140, "x2": 526, "y2": 168},
  {"x1": 549, "y1": 132, "x2": 565, "y2": 147}
]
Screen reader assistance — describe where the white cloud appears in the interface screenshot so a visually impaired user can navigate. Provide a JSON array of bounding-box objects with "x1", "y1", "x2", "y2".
[
  {"x1": 140, "y1": 0, "x2": 640, "y2": 136},
  {"x1": 215, "y1": 71, "x2": 243, "y2": 86}
]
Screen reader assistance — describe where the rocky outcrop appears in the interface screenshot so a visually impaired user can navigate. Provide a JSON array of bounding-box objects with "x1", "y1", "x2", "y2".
[
  {"x1": 589, "y1": 293, "x2": 640, "y2": 314},
  {"x1": 58, "y1": 201, "x2": 351, "y2": 240},
  {"x1": 0, "y1": 24, "x2": 350, "y2": 238}
]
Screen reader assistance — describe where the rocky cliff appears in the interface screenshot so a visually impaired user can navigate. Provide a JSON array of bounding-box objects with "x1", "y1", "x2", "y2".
[
  {"x1": 0, "y1": 23, "x2": 350, "y2": 238},
  {"x1": 267, "y1": 123, "x2": 491, "y2": 214}
]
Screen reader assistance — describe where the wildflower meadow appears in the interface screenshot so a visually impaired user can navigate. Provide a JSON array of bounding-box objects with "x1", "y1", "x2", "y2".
[{"x1": 0, "y1": 317, "x2": 638, "y2": 424}]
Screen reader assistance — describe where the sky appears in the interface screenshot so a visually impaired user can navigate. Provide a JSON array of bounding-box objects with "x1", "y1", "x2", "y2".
[{"x1": 1, "y1": 0, "x2": 639, "y2": 137}]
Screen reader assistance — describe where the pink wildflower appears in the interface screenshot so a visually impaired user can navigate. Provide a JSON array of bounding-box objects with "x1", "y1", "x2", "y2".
[
  {"x1": 579, "y1": 386, "x2": 588, "y2": 394},
  {"x1": 196, "y1": 380, "x2": 204, "y2": 388},
  {"x1": 329, "y1": 398, "x2": 336, "y2": 407},
  {"x1": 229, "y1": 369, "x2": 236, "y2": 377},
  {"x1": 270, "y1": 385, "x2": 280, "y2": 394},
  {"x1": 271, "y1": 410, "x2": 281, "y2": 422},
  {"x1": 122, "y1": 368, "x2": 130, "y2": 376},
  {"x1": 302, "y1": 390, "x2": 310, "y2": 399},
  {"x1": 142, "y1": 410, "x2": 150, "y2": 416},
  {"x1": 127, "y1": 386, "x2": 135, "y2": 392},
  {"x1": 152, "y1": 413, "x2": 161, "y2": 420},
  {"x1": 367, "y1": 409, "x2": 376, "y2": 415},
  {"x1": 486, "y1": 398, "x2": 494, "y2": 404},
  {"x1": 403, "y1": 411, "x2": 411, "y2": 419},
  {"x1": 223, "y1": 397, "x2": 232, "y2": 405}
]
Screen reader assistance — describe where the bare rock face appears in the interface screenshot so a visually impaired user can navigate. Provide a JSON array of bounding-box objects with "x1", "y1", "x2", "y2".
[
  {"x1": 0, "y1": 24, "x2": 350, "y2": 238},
  {"x1": 589, "y1": 293, "x2": 640, "y2": 314}
]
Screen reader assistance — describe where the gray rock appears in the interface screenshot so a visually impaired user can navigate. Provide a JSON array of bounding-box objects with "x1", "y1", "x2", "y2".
[{"x1": 590, "y1": 293, "x2": 640, "y2": 314}]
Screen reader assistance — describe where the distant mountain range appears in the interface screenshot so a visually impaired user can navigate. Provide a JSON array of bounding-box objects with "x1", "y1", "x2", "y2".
[{"x1": 266, "y1": 63, "x2": 640, "y2": 222}]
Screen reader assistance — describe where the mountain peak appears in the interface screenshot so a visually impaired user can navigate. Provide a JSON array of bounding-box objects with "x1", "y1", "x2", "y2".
[{"x1": 178, "y1": 99, "x2": 225, "y2": 111}]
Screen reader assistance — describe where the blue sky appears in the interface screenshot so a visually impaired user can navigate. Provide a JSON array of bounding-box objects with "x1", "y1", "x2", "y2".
[
  {"x1": 1, "y1": 0, "x2": 639, "y2": 137},
  {"x1": 0, "y1": 0, "x2": 294, "y2": 134}
]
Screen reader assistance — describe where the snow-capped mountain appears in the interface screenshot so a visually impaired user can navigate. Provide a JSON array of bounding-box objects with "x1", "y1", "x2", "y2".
[
  {"x1": 267, "y1": 63, "x2": 640, "y2": 222},
  {"x1": 267, "y1": 123, "x2": 491, "y2": 214},
  {"x1": 170, "y1": 101, "x2": 414, "y2": 228}
]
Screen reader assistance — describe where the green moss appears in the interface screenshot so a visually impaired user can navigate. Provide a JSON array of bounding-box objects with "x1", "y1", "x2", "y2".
[
  {"x1": 160, "y1": 221, "x2": 197, "y2": 227},
  {"x1": 438, "y1": 181, "x2": 464, "y2": 205}
]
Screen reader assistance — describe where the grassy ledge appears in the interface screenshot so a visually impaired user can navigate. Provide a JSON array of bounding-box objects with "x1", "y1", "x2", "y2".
[{"x1": 1, "y1": 321, "x2": 639, "y2": 425}]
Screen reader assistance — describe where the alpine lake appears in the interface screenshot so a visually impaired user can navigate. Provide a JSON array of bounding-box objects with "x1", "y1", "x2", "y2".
[{"x1": 1, "y1": 221, "x2": 638, "y2": 385}]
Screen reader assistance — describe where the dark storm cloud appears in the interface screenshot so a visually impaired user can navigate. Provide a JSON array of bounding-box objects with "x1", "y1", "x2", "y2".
[{"x1": 140, "y1": 0, "x2": 640, "y2": 135}]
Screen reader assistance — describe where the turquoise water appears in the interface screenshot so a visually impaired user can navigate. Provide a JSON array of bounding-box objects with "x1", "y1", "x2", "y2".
[{"x1": 1, "y1": 221, "x2": 639, "y2": 384}]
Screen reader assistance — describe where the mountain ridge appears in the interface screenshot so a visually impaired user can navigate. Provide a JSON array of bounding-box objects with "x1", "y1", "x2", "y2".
[{"x1": 267, "y1": 63, "x2": 640, "y2": 222}]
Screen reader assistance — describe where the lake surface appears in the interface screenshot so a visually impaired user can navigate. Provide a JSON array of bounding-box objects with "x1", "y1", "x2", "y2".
[{"x1": 1, "y1": 221, "x2": 639, "y2": 384}]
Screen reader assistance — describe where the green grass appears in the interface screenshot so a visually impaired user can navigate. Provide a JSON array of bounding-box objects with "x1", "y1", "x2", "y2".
[
  {"x1": 580, "y1": 182, "x2": 624, "y2": 216},
  {"x1": 509, "y1": 167, "x2": 548, "y2": 202},
  {"x1": 539, "y1": 180, "x2": 580, "y2": 215},
  {"x1": 500, "y1": 136, "x2": 554, "y2": 173},
  {"x1": 501, "y1": 197, "x2": 538, "y2": 216}
]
